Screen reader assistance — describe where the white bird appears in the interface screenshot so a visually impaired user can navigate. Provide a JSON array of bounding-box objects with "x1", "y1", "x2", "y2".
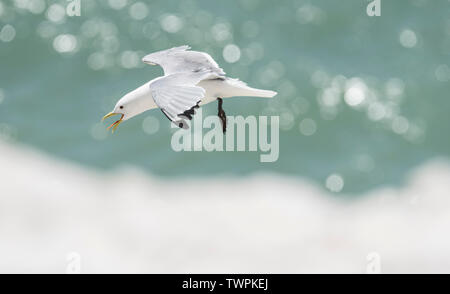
[{"x1": 102, "y1": 45, "x2": 277, "y2": 133}]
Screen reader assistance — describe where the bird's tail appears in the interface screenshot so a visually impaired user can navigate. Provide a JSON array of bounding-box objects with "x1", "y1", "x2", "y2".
[{"x1": 224, "y1": 78, "x2": 277, "y2": 98}]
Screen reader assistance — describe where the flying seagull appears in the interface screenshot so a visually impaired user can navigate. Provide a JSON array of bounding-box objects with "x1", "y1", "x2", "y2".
[{"x1": 102, "y1": 45, "x2": 277, "y2": 133}]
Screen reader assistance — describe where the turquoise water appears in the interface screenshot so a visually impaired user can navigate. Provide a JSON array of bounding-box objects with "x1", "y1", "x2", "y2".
[{"x1": 0, "y1": 0, "x2": 449, "y2": 193}]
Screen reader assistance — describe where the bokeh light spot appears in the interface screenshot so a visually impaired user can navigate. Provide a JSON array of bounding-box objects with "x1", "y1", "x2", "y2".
[
  {"x1": 129, "y1": 2, "x2": 148, "y2": 20},
  {"x1": 46, "y1": 4, "x2": 65, "y2": 23},
  {"x1": 142, "y1": 116, "x2": 160, "y2": 135},
  {"x1": 160, "y1": 14, "x2": 183, "y2": 33},
  {"x1": 91, "y1": 123, "x2": 108, "y2": 141},
  {"x1": 299, "y1": 118, "x2": 317, "y2": 136},
  {"x1": 399, "y1": 29, "x2": 417, "y2": 48},
  {"x1": 0, "y1": 24, "x2": 16, "y2": 42},
  {"x1": 223, "y1": 44, "x2": 241, "y2": 63},
  {"x1": 325, "y1": 173, "x2": 344, "y2": 193},
  {"x1": 53, "y1": 34, "x2": 78, "y2": 53},
  {"x1": 435, "y1": 64, "x2": 450, "y2": 82},
  {"x1": 27, "y1": 0, "x2": 46, "y2": 14},
  {"x1": 108, "y1": 0, "x2": 127, "y2": 10},
  {"x1": 392, "y1": 116, "x2": 410, "y2": 135}
]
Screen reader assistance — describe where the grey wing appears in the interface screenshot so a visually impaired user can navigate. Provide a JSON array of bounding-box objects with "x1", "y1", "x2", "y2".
[
  {"x1": 142, "y1": 45, "x2": 225, "y2": 76},
  {"x1": 150, "y1": 72, "x2": 211, "y2": 129}
]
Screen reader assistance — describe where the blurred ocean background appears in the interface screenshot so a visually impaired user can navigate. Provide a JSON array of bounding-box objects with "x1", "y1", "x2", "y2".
[
  {"x1": 1, "y1": 0, "x2": 450, "y2": 273},
  {"x1": 1, "y1": 0, "x2": 449, "y2": 193}
]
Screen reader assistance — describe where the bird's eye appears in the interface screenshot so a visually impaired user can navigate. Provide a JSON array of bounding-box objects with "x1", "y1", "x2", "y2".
[{"x1": 119, "y1": 106, "x2": 124, "y2": 109}]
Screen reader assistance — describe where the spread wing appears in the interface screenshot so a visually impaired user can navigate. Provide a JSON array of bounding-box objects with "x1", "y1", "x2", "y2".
[
  {"x1": 150, "y1": 71, "x2": 214, "y2": 129},
  {"x1": 142, "y1": 45, "x2": 226, "y2": 76}
]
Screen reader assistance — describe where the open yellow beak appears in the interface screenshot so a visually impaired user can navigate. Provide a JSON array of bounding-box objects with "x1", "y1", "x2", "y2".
[{"x1": 102, "y1": 112, "x2": 124, "y2": 133}]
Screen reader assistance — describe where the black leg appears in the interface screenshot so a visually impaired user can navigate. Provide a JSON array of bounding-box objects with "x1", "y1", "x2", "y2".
[{"x1": 217, "y1": 97, "x2": 226, "y2": 133}]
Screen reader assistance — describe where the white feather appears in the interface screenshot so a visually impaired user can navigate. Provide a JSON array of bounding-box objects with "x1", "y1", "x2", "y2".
[{"x1": 110, "y1": 46, "x2": 278, "y2": 128}]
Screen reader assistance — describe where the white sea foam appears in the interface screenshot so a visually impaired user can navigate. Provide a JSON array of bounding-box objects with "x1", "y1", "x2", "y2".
[{"x1": 1, "y1": 141, "x2": 450, "y2": 273}]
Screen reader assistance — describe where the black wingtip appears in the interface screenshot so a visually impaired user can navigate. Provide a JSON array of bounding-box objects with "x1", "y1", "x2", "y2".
[{"x1": 178, "y1": 101, "x2": 201, "y2": 121}]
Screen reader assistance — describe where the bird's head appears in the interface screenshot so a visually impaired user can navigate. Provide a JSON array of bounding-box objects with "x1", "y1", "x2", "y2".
[{"x1": 102, "y1": 94, "x2": 143, "y2": 133}]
